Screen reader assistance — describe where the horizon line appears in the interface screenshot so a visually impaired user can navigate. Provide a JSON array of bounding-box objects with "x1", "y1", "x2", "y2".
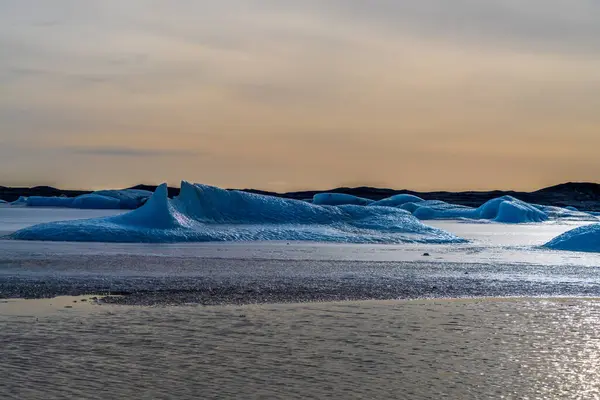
[{"x1": 1, "y1": 180, "x2": 598, "y2": 194}]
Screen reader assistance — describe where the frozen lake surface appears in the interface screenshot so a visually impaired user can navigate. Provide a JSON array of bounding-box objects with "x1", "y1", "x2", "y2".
[{"x1": 1, "y1": 208, "x2": 600, "y2": 303}]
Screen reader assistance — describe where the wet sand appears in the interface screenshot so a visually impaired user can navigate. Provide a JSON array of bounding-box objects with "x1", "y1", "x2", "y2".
[{"x1": 2, "y1": 297, "x2": 600, "y2": 399}]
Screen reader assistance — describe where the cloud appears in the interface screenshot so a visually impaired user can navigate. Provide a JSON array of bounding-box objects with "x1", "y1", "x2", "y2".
[
  {"x1": 1, "y1": 1, "x2": 600, "y2": 190},
  {"x1": 277, "y1": 0, "x2": 600, "y2": 54},
  {"x1": 64, "y1": 146, "x2": 202, "y2": 157}
]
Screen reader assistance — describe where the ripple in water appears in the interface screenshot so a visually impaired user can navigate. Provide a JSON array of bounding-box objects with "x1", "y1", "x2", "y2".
[{"x1": 1, "y1": 298, "x2": 600, "y2": 399}]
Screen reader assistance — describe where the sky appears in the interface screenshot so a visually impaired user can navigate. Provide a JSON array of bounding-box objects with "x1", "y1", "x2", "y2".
[{"x1": 1, "y1": 1, "x2": 600, "y2": 191}]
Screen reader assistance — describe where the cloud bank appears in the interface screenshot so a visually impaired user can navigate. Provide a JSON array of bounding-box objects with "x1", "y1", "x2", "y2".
[{"x1": 1, "y1": 1, "x2": 599, "y2": 190}]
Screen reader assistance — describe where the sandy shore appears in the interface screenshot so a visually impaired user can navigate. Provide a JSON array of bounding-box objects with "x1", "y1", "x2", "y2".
[{"x1": 2, "y1": 297, "x2": 600, "y2": 399}]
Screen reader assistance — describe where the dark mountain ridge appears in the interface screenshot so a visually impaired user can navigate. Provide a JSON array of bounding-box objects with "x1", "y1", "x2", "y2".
[{"x1": 2, "y1": 182, "x2": 600, "y2": 211}]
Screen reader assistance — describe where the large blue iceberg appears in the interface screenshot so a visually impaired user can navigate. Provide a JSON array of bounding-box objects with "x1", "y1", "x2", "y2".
[
  {"x1": 10, "y1": 182, "x2": 465, "y2": 244},
  {"x1": 544, "y1": 224, "x2": 600, "y2": 252}
]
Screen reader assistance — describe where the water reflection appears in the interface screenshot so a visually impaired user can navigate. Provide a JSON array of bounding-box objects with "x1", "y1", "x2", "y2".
[{"x1": 1, "y1": 298, "x2": 599, "y2": 399}]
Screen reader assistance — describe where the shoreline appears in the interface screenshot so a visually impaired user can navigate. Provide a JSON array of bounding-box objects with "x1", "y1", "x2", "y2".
[
  {"x1": 5, "y1": 282, "x2": 600, "y2": 308},
  {"x1": 3, "y1": 293, "x2": 600, "y2": 313}
]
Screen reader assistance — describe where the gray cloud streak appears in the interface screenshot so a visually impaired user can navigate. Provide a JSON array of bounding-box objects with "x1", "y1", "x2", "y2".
[
  {"x1": 1, "y1": 1, "x2": 600, "y2": 190},
  {"x1": 64, "y1": 147, "x2": 202, "y2": 157}
]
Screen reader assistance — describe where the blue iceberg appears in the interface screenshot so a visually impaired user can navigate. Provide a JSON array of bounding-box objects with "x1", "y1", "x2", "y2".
[
  {"x1": 92, "y1": 189, "x2": 152, "y2": 209},
  {"x1": 544, "y1": 224, "x2": 600, "y2": 252},
  {"x1": 10, "y1": 182, "x2": 465, "y2": 244},
  {"x1": 312, "y1": 193, "x2": 373, "y2": 206},
  {"x1": 71, "y1": 194, "x2": 121, "y2": 209},
  {"x1": 11, "y1": 196, "x2": 28, "y2": 205},
  {"x1": 397, "y1": 196, "x2": 546, "y2": 223},
  {"x1": 534, "y1": 205, "x2": 598, "y2": 221},
  {"x1": 22, "y1": 189, "x2": 152, "y2": 209},
  {"x1": 406, "y1": 200, "x2": 475, "y2": 220},
  {"x1": 478, "y1": 196, "x2": 548, "y2": 223},
  {"x1": 26, "y1": 196, "x2": 75, "y2": 207},
  {"x1": 370, "y1": 194, "x2": 424, "y2": 207},
  {"x1": 367, "y1": 195, "x2": 589, "y2": 223}
]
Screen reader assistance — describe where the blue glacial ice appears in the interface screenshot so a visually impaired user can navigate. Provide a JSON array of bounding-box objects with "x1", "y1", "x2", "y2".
[
  {"x1": 71, "y1": 194, "x2": 121, "y2": 209},
  {"x1": 312, "y1": 193, "x2": 373, "y2": 206},
  {"x1": 544, "y1": 223, "x2": 600, "y2": 252},
  {"x1": 379, "y1": 196, "x2": 547, "y2": 223},
  {"x1": 10, "y1": 182, "x2": 465, "y2": 244},
  {"x1": 478, "y1": 196, "x2": 548, "y2": 223},
  {"x1": 368, "y1": 195, "x2": 594, "y2": 224},
  {"x1": 92, "y1": 189, "x2": 153, "y2": 209},
  {"x1": 26, "y1": 196, "x2": 75, "y2": 207},
  {"x1": 370, "y1": 194, "x2": 425, "y2": 207},
  {"x1": 10, "y1": 196, "x2": 28, "y2": 205},
  {"x1": 22, "y1": 189, "x2": 151, "y2": 209}
]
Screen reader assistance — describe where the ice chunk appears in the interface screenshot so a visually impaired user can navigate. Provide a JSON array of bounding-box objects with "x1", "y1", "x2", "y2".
[
  {"x1": 492, "y1": 199, "x2": 548, "y2": 223},
  {"x1": 26, "y1": 196, "x2": 75, "y2": 207},
  {"x1": 402, "y1": 196, "x2": 548, "y2": 223},
  {"x1": 369, "y1": 194, "x2": 549, "y2": 223},
  {"x1": 93, "y1": 189, "x2": 152, "y2": 209},
  {"x1": 412, "y1": 204, "x2": 477, "y2": 220},
  {"x1": 403, "y1": 200, "x2": 475, "y2": 220},
  {"x1": 11, "y1": 182, "x2": 465, "y2": 244},
  {"x1": 11, "y1": 196, "x2": 28, "y2": 205},
  {"x1": 544, "y1": 224, "x2": 600, "y2": 252},
  {"x1": 370, "y1": 194, "x2": 424, "y2": 207},
  {"x1": 23, "y1": 189, "x2": 151, "y2": 210},
  {"x1": 534, "y1": 205, "x2": 596, "y2": 221},
  {"x1": 71, "y1": 194, "x2": 121, "y2": 209},
  {"x1": 312, "y1": 193, "x2": 373, "y2": 206}
]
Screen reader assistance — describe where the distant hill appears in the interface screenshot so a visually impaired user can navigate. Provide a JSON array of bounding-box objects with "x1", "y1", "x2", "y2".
[
  {"x1": 0, "y1": 186, "x2": 90, "y2": 202},
  {"x1": 128, "y1": 184, "x2": 181, "y2": 199},
  {"x1": 2, "y1": 182, "x2": 600, "y2": 211},
  {"x1": 275, "y1": 183, "x2": 600, "y2": 210}
]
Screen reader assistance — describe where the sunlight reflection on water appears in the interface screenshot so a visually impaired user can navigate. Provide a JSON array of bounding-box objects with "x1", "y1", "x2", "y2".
[{"x1": 2, "y1": 298, "x2": 600, "y2": 399}]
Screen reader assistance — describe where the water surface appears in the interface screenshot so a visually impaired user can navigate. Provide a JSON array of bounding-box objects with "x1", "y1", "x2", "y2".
[{"x1": 2, "y1": 298, "x2": 599, "y2": 399}]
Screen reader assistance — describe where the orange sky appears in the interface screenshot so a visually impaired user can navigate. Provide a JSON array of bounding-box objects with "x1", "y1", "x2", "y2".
[{"x1": 1, "y1": 1, "x2": 600, "y2": 191}]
